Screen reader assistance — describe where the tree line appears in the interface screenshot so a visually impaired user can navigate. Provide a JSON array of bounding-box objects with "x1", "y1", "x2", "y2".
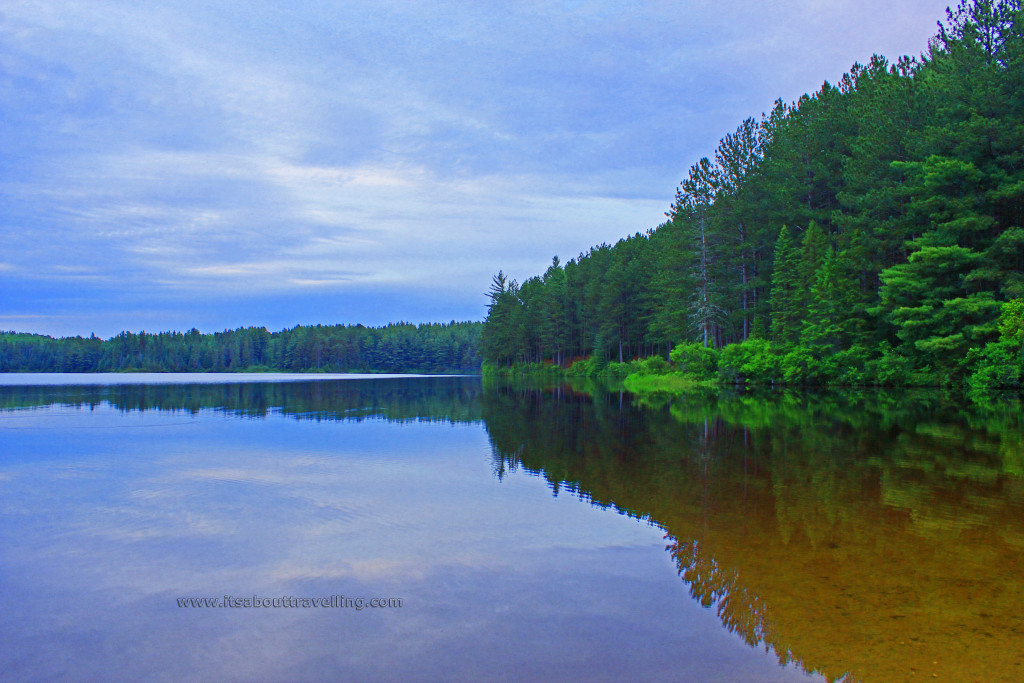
[
  {"x1": 0, "y1": 321, "x2": 482, "y2": 374},
  {"x1": 482, "y1": 0, "x2": 1024, "y2": 388}
]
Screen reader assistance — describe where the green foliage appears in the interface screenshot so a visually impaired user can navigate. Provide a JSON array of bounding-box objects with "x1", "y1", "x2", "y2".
[
  {"x1": 967, "y1": 343, "x2": 1022, "y2": 389},
  {"x1": 718, "y1": 338, "x2": 780, "y2": 385},
  {"x1": 481, "y1": 1, "x2": 1024, "y2": 390},
  {"x1": 564, "y1": 357, "x2": 646, "y2": 378},
  {"x1": 880, "y1": 243, "x2": 1003, "y2": 378},
  {"x1": 597, "y1": 361, "x2": 628, "y2": 378},
  {"x1": 622, "y1": 372, "x2": 716, "y2": 395},
  {"x1": 769, "y1": 225, "x2": 800, "y2": 344},
  {"x1": 827, "y1": 345, "x2": 874, "y2": 385},
  {"x1": 866, "y1": 343, "x2": 914, "y2": 386},
  {"x1": 796, "y1": 222, "x2": 829, "y2": 300},
  {"x1": 780, "y1": 346, "x2": 823, "y2": 385},
  {"x1": 967, "y1": 298, "x2": 1024, "y2": 389},
  {"x1": 633, "y1": 355, "x2": 672, "y2": 376},
  {"x1": 483, "y1": 361, "x2": 564, "y2": 378},
  {"x1": 998, "y1": 298, "x2": 1024, "y2": 344},
  {"x1": 565, "y1": 357, "x2": 598, "y2": 377},
  {"x1": 669, "y1": 342, "x2": 719, "y2": 379},
  {"x1": 0, "y1": 322, "x2": 483, "y2": 374}
]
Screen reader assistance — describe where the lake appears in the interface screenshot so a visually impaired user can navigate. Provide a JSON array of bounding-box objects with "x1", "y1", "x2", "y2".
[{"x1": 0, "y1": 375, "x2": 1021, "y2": 682}]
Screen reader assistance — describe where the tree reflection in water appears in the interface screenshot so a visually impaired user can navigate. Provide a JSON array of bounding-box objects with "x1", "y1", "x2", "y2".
[
  {"x1": 483, "y1": 381, "x2": 1024, "y2": 683},
  {"x1": 2, "y1": 377, "x2": 1021, "y2": 681}
]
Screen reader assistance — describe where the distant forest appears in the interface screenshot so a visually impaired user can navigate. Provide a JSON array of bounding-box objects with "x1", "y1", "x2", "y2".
[
  {"x1": 482, "y1": 0, "x2": 1024, "y2": 388},
  {"x1": 0, "y1": 322, "x2": 482, "y2": 374}
]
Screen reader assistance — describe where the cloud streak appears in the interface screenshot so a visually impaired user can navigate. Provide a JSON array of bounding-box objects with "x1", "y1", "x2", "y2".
[{"x1": 0, "y1": 0, "x2": 952, "y2": 336}]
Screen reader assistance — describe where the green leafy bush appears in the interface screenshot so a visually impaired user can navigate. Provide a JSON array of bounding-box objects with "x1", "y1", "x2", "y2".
[
  {"x1": 566, "y1": 357, "x2": 597, "y2": 376},
  {"x1": 866, "y1": 343, "x2": 913, "y2": 386},
  {"x1": 966, "y1": 299, "x2": 1024, "y2": 390},
  {"x1": 634, "y1": 355, "x2": 671, "y2": 376},
  {"x1": 718, "y1": 338, "x2": 780, "y2": 385},
  {"x1": 780, "y1": 346, "x2": 822, "y2": 385},
  {"x1": 669, "y1": 343, "x2": 719, "y2": 379}
]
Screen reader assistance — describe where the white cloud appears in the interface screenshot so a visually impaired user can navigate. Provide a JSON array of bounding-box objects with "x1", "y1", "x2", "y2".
[{"x1": 0, "y1": 0, "x2": 953, "y2": 334}]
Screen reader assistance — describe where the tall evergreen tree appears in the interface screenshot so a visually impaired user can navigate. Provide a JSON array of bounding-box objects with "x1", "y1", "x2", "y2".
[{"x1": 770, "y1": 225, "x2": 801, "y2": 345}]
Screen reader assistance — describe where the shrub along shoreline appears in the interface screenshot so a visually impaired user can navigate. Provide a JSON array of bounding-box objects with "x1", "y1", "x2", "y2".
[{"x1": 485, "y1": 298, "x2": 1023, "y2": 395}]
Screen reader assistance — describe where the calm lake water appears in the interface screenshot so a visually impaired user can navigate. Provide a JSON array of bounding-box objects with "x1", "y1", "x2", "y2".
[{"x1": 1, "y1": 375, "x2": 1021, "y2": 682}]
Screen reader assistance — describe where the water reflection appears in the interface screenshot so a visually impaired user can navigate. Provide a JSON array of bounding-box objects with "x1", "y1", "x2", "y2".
[
  {"x1": 482, "y1": 383, "x2": 1024, "y2": 682},
  {"x1": 1, "y1": 377, "x2": 1022, "y2": 681},
  {"x1": 0, "y1": 376, "x2": 484, "y2": 423}
]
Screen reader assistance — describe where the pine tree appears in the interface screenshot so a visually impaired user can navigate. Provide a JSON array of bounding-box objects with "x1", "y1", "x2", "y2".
[{"x1": 770, "y1": 225, "x2": 800, "y2": 344}]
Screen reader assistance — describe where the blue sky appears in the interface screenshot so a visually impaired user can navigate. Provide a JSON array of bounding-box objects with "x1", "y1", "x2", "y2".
[{"x1": 1, "y1": 0, "x2": 951, "y2": 338}]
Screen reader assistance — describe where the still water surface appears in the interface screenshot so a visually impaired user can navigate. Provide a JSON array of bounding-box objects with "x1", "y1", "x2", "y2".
[{"x1": 0, "y1": 375, "x2": 1021, "y2": 681}]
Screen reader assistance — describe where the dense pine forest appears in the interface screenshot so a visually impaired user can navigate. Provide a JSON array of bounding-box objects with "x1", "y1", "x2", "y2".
[
  {"x1": 0, "y1": 322, "x2": 481, "y2": 374},
  {"x1": 481, "y1": 0, "x2": 1024, "y2": 389}
]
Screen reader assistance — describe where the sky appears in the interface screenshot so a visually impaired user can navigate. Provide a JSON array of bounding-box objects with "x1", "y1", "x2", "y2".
[{"x1": 1, "y1": 0, "x2": 953, "y2": 338}]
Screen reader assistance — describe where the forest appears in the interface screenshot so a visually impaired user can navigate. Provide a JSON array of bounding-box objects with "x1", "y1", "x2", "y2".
[
  {"x1": 0, "y1": 321, "x2": 481, "y2": 374},
  {"x1": 481, "y1": 0, "x2": 1024, "y2": 389}
]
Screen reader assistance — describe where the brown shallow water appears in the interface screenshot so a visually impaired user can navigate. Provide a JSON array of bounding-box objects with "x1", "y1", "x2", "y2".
[
  {"x1": 0, "y1": 375, "x2": 1021, "y2": 681},
  {"x1": 483, "y1": 381, "x2": 1024, "y2": 682}
]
